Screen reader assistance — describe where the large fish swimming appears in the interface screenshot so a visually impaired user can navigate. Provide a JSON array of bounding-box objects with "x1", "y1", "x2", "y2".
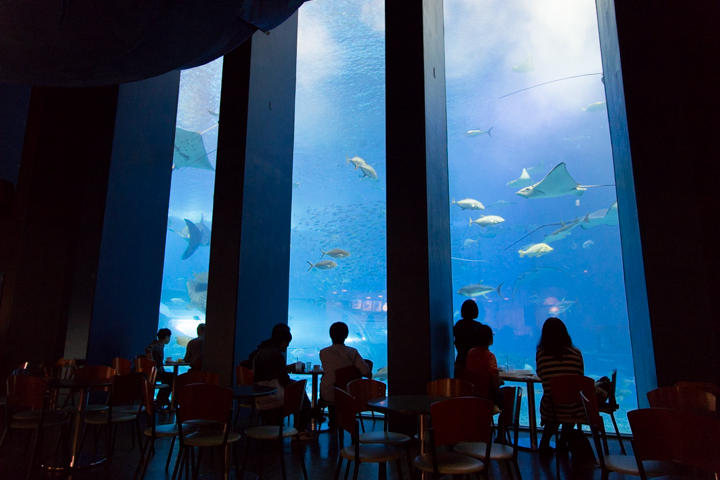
[
  {"x1": 452, "y1": 198, "x2": 485, "y2": 210},
  {"x1": 359, "y1": 163, "x2": 378, "y2": 179},
  {"x1": 346, "y1": 155, "x2": 367, "y2": 170},
  {"x1": 307, "y1": 260, "x2": 338, "y2": 271},
  {"x1": 465, "y1": 128, "x2": 493, "y2": 137},
  {"x1": 518, "y1": 243, "x2": 553, "y2": 258},
  {"x1": 547, "y1": 297, "x2": 580, "y2": 315},
  {"x1": 321, "y1": 248, "x2": 350, "y2": 259},
  {"x1": 469, "y1": 215, "x2": 505, "y2": 228},
  {"x1": 543, "y1": 214, "x2": 589, "y2": 244},
  {"x1": 512, "y1": 55, "x2": 535, "y2": 73},
  {"x1": 507, "y1": 168, "x2": 534, "y2": 188},
  {"x1": 179, "y1": 218, "x2": 212, "y2": 260},
  {"x1": 457, "y1": 282, "x2": 503, "y2": 298},
  {"x1": 516, "y1": 162, "x2": 610, "y2": 199}
]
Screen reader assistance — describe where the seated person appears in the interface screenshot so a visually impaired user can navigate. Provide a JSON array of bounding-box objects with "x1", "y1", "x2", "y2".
[
  {"x1": 466, "y1": 324, "x2": 503, "y2": 405},
  {"x1": 145, "y1": 328, "x2": 173, "y2": 408},
  {"x1": 183, "y1": 323, "x2": 205, "y2": 370},
  {"x1": 319, "y1": 322, "x2": 372, "y2": 426},
  {"x1": 253, "y1": 324, "x2": 314, "y2": 439}
]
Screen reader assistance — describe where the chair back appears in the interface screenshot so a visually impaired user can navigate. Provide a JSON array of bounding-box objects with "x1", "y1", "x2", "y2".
[
  {"x1": 6, "y1": 375, "x2": 48, "y2": 410},
  {"x1": 648, "y1": 385, "x2": 716, "y2": 414},
  {"x1": 455, "y1": 368, "x2": 491, "y2": 399},
  {"x1": 335, "y1": 365, "x2": 362, "y2": 391},
  {"x1": 676, "y1": 381, "x2": 720, "y2": 398},
  {"x1": 48, "y1": 359, "x2": 77, "y2": 380},
  {"x1": 176, "y1": 383, "x2": 233, "y2": 424},
  {"x1": 283, "y1": 379, "x2": 308, "y2": 418},
  {"x1": 497, "y1": 386, "x2": 522, "y2": 445},
  {"x1": 335, "y1": 387, "x2": 359, "y2": 439},
  {"x1": 629, "y1": 408, "x2": 720, "y2": 475},
  {"x1": 606, "y1": 369, "x2": 619, "y2": 408},
  {"x1": 581, "y1": 392, "x2": 608, "y2": 469},
  {"x1": 175, "y1": 371, "x2": 220, "y2": 392},
  {"x1": 142, "y1": 379, "x2": 156, "y2": 419},
  {"x1": 135, "y1": 357, "x2": 157, "y2": 374},
  {"x1": 108, "y1": 372, "x2": 146, "y2": 408},
  {"x1": 112, "y1": 357, "x2": 132, "y2": 376},
  {"x1": 430, "y1": 397, "x2": 494, "y2": 447},
  {"x1": 74, "y1": 365, "x2": 115, "y2": 391},
  {"x1": 426, "y1": 378, "x2": 475, "y2": 398},
  {"x1": 549, "y1": 374, "x2": 596, "y2": 407},
  {"x1": 235, "y1": 365, "x2": 254, "y2": 386},
  {"x1": 346, "y1": 378, "x2": 386, "y2": 412}
]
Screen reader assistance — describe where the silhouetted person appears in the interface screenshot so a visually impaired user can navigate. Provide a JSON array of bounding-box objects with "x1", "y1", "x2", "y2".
[
  {"x1": 184, "y1": 323, "x2": 205, "y2": 370},
  {"x1": 453, "y1": 300, "x2": 481, "y2": 368},
  {"x1": 145, "y1": 328, "x2": 173, "y2": 408}
]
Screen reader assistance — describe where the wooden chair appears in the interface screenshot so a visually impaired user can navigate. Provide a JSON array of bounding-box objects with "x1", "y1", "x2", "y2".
[
  {"x1": 134, "y1": 379, "x2": 198, "y2": 480},
  {"x1": 0, "y1": 375, "x2": 70, "y2": 479},
  {"x1": 240, "y1": 379, "x2": 309, "y2": 480},
  {"x1": 547, "y1": 375, "x2": 596, "y2": 477},
  {"x1": 65, "y1": 365, "x2": 115, "y2": 413},
  {"x1": 318, "y1": 365, "x2": 363, "y2": 432},
  {"x1": 647, "y1": 385, "x2": 716, "y2": 416},
  {"x1": 174, "y1": 383, "x2": 240, "y2": 480},
  {"x1": 455, "y1": 386, "x2": 522, "y2": 479},
  {"x1": 347, "y1": 379, "x2": 413, "y2": 471},
  {"x1": 112, "y1": 357, "x2": 132, "y2": 376},
  {"x1": 628, "y1": 408, "x2": 720, "y2": 479},
  {"x1": 135, "y1": 358, "x2": 159, "y2": 383},
  {"x1": 582, "y1": 392, "x2": 675, "y2": 480},
  {"x1": 175, "y1": 371, "x2": 219, "y2": 389},
  {"x1": 83, "y1": 372, "x2": 146, "y2": 467},
  {"x1": 233, "y1": 365, "x2": 256, "y2": 426},
  {"x1": 414, "y1": 396, "x2": 493, "y2": 478},
  {"x1": 426, "y1": 378, "x2": 475, "y2": 398},
  {"x1": 598, "y1": 370, "x2": 626, "y2": 455},
  {"x1": 44, "y1": 358, "x2": 77, "y2": 408},
  {"x1": 454, "y1": 368, "x2": 491, "y2": 399},
  {"x1": 676, "y1": 381, "x2": 720, "y2": 398},
  {"x1": 333, "y1": 388, "x2": 403, "y2": 480}
]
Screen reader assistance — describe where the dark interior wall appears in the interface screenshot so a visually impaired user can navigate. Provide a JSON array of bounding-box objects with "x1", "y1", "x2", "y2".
[
  {"x1": 86, "y1": 72, "x2": 180, "y2": 366},
  {"x1": 0, "y1": 85, "x2": 119, "y2": 376},
  {"x1": 204, "y1": 17, "x2": 298, "y2": 385},
  {"x1": 0, "y1": 84, "x2": 31, "y2": 185},
  {"x1": 386, "y1": 0, "x2": 453, "y2": 397},
  {"x1": 597, "y1": 0, "x2": 720, "y2": 389}
]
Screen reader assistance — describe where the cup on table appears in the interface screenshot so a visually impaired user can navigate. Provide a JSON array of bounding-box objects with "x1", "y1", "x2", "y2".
[
  {"x1": 313, "y1": 365, "x2": 321, "y2": 372},
  {"x1": 295, "y1": 361, "x2": 304, "y2": 373},
  {"x1": 166, "y1": 356, "x2": 173, "y2": 362},
  {"x1": 306, "y1": 361, "x2": 312, "y2": 372}
]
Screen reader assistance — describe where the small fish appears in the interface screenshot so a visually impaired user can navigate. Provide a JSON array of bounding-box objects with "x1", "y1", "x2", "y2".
[
  {"x1": 548, "y1": 297, "x2": 579, "y2": 315},
  {"x1": 321, "y1": 248, "x2": 351, "y2": 259},
  {"x1": 465, "y1": 128, "x2": 493, "y2": 137},
  {"x1": 457, "y1": 282, "x2": 503, "y2": 298},
  {"x1": 583, "y1": 240, "x2": 594, "y2": 249},
  {"x1": 463, "y1": 238, "x2": 479, "y2": 248},
  {"x1": 346, "y1": 155, "x2": 367, "y2": 170},
  {"x1": 359, "y1": 163, "x2": 378, "y2": 179},
  {"x1": 452, "y1": 198, "x2": 485, "y2": 210},
  {"x1": 582, "y1": 101, "x2": 607, "y2": 112},
  {"x1": 307, "y1": 260, "x2": 338, "y2": 271},
  {"x1": 512, "y1": 55, "x2": 535, "y2": 73},
  {"x1": 507, "y1": 168, "x2": 534, "y2": 188},
  {"x1": 469, "y1": 215, "x2": 505, "y2": 228},
  {"x1": 170, "y1": 298, "x2": 186, "y2": 305},
  {"x1": 485, "y1": 200, "x2": 517, "y2": 208},
  {"x1": 518, "y1": 243, "x2": 553, "y2": 258}
]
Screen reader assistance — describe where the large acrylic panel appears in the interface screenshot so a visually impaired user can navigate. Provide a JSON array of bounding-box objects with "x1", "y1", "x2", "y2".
[
  {"x1": 157, "y1": 58, "x2": 223, "y2": 361},
  {"x1": 288, "y1": 0, "x2": 387, "y2": 382},
  {"x1": 444, "y1": 0, "x2": 636, "y2": 431}
]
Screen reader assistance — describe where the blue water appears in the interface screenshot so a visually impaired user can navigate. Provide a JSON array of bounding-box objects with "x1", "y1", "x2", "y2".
[{"x1": 157, "y1": 0, "x2": 637, "y2": 433}]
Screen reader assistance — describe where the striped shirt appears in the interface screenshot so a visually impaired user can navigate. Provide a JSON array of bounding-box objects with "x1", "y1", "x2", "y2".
[{"x1": 536, "y1": 346, "x2": 584, "y2": 423}]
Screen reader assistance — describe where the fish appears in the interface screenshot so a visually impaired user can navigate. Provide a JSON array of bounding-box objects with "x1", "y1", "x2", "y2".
[
  {"x1": 463, "y1": 238, "x2": 479, "y2": 248},
  {"x1": 193, "y1": 271, "x2": 209, "y2": 283},
  {"x1": 180, "y1": 218, "x2": 212, "y2": 260},
  {"x1": 507, "y1": 168, "x2": 534, "y2": 188},
  {"x1": 186, "y1": 278, "x2": 208, "y2": 313},
  {"x1": 512, "y1": 55, "x2": 535, "y2": 73},
  {"x1": 359, "y1": 163, "x2": 378, "y2": 179},
  {"x1": 170, "y1": 298, "x2": 186, "y2": 305},
  {"x1": 547, "y1": 297, "x2": 579, "y2": 315},
  {"x1": 465, "y1": 128, "x2": 493, "y2": 137},
  {"x1": 307, "y1": 260, "x2": 338, "y2": 271},
  {"x1": 208, "y1": 110, "x2": 220, "y2": 119},
  {"x1": 582, "y1": 101, "x2": 607, "y2": 112},
  {"x1": 321, "y1": 248, "x2": 351, "y2": 259},
  {"x1": 543, "y1": 214, "x2": 589, "y2": 244},
  {"x1": 452, "y1": 198, "x2": 485, "y2": 210},
  {"x1": 518, "y1": 243, "x2": 553, "y2": 258},
  {"x1": 583, "y1": 240, "x2": 594, "y2": 249},
  {"x1": 346, "y1": 155, "x2": 367, "y2": 170},
  {"x1": 525, "y1": 160, "x2": 545, "y2": 176},
  {"x1": 469, "y1": 215, "x2": 505, "y2": 228},
  {"x1": 457, "y1": 282, "x2": 503, "y2": 298},
  {"x1": 172, "y1": 128, "x2": 215, "y2": 171},
  {"x1": 581, "y1": 202, "x2": 619, "y2": 229},
  {"x1": 374, "y1": 367, "x2": 388, "y2": 381},
  {"x1": 485, "y1": 200, "x2": 517, "y2": 208},
  {"x1": 516, "y1": 162, "x2": 608, "y2": 199}
]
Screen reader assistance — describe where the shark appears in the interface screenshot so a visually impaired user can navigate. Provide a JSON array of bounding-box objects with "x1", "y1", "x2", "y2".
[
  {"x1": 581, "y1": 202, "x2": 619, "y2": 229},
  {"x1": 457, "y1": 282, "x2": 503, "y2": 298},
  {"x1": 507, "y1": 168, "x2": 534, "y2": 188},
  {"x1": 543, "y1": 214, "x2": 590, "y2": 244},
  {"x1": 516, "y1": 162, "x2": 611, "y2": 199}
]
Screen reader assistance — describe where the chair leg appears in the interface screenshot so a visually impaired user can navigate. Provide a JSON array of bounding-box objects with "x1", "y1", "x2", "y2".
[
  {"x1": 353, "y1": 459, "x2": 360, "y2": 480},
  {"x1": 0, "y1": 427, "x2": 8, "y2": 454},
  {"x1": 279, "y1": 436, "x2": 287, "y2": 480},
  {"x1": 171, "y1": 445, "x2": 184, "y2": 480},
  {"x1": 396, "y1": 458, "x2": 404, "y2": 480},
  {"x1": 193, "y1": 447, "x2": 203, "y2": 480},
  {"x1": 344, "y1": 459, "x2": 352, "y2": 480},
  {"x1": 166, "y1": 436, "x2": 176, "y2": 471},
  {"x1": 297, "y1": 433, "x2": 308, "y2": 480},
  {"x1": 609, "y1": 412, "x2": 626, "y2": 455},
  {"x1": 239, "y1": 437, "x2": 250, "y2": 480},
  {"x1": 133, "y1": 435, "x2": 150, "y2": 480},
  {"x1": 26, "y1": 429, "x2": 40, "y2": 480},
  {"x1": 259, "y1": 440, "x2": 265, "y2": 479},
  {"x1": 334, "y1": 458, "x2": 344, "y2": 480},
  {"x1": 233, "y1": 442, "x2": 241, "y2": 480},
  {"x1": 379, "y1": 461, "x2": 387, "y2": 480}
]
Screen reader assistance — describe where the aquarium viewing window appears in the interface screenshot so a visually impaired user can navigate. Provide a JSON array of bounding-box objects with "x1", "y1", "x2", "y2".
[
  {"x1": 287, "y1": 0, "x2": 388, "y2": 384},
  {"x1": 157, "y1": 58, "x2": 223, "y2": 362},
  {"x1": 444, "y1": 0, "x2": 636, "y2": 432}
]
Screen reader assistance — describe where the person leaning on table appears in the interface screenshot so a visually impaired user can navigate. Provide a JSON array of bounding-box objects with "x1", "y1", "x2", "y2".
[{"x1": 145, "y1": 328, "x2": 173, "y2": 409}]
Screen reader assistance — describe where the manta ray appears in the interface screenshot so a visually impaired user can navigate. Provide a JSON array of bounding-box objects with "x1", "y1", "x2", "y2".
[
  {"x1": 581, "y1": 201, "x2": 619, "y2": 229},
  {"x1": 516, "y1": 162, "x2": 611, "y2": 199}
]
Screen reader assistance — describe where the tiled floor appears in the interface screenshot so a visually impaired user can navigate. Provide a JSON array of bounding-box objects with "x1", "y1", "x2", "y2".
[{"x1": 0, "y1": 410, "x2": 634, "y2": 480}]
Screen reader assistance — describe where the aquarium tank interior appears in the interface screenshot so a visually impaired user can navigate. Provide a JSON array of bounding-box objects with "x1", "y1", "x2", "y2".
[{"x1": 157, "y1": 0, "x2": 636, "y2": 432}]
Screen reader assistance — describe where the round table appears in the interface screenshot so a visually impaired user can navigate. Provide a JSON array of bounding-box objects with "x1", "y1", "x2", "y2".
[
  {"x1": 232, "y1": 384, "x2": 277, "y2": 399},
  {"x1": 499, "y1": 372, "x2": 542, "y2": 450},
  {"x1": 47, "y1": 378, "x2": 113, "y2": 471}
]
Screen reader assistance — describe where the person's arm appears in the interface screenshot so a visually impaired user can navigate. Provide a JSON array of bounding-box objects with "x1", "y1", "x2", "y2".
[
  {"x1": 488, "y1": 352, "x2": 502, "y2": 387},
  {"x1": 354, "y1": 350, "x2": 372, "y2": 378},
  {"x1": 275, "y1": 350, "x2": 293, "y2": 387}
]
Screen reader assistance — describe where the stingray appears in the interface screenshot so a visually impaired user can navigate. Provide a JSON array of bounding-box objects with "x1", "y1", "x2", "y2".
[
  {"x1": 507, "y1": 168, "x2": 534, "y2": 188},
  {"x1": 581, "y1": 201, "x2": 619, "y2": 229},
  {"x1": 516, "y1": 162, "x2": 612, "y2": 199},
  {"x1": 173, "y1": 128, "x2": 215, "y2": 171}
]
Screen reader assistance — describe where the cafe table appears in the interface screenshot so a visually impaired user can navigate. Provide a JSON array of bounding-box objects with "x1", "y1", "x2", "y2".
[
  {"x1": 46, "y1": 377, "x2": 113, "y2": 473},
  {"x1": 499, "y1": 370, "x2": 542, "y2": 450},
  {"x1": 164, "y1": 360, "x2": 190, "y2": 411},
  {"x1": 232, "y1": 384, "x2": 278, "y2": 399},
  {"x1": 291, "y1": 368, "x2": 324, "y2": 430}
]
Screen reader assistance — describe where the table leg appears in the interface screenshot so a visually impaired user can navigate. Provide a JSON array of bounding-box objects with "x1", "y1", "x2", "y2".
[
  {"x1": 170, "y1": 365, "x2": 179, "y2": 412},
  {"x1": 527, "y1": 381, "x2": 538, "y2": 450},
  {"x1": 417, "y1": 414, "x2": 429, "y2": 479},
  {"x1": 68, "y1": 388, "x2": 88, "y2": 469},
  {"x1": 310, "y1": 372, "x2": 319, "y2": 431}
]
